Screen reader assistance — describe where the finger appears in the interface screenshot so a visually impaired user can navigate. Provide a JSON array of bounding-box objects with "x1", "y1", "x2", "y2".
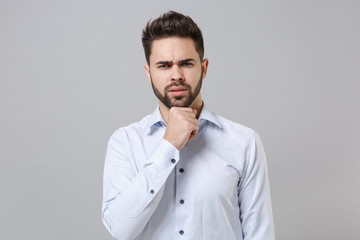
[
  {"x1": 188, "y1": 122, "x2": 199, "y2": 141},
  {"x1": 188, "y1": 128, "x2": 198, "y2": 140},
  {"x1": 188, "y1": 130, "x2": 196, "y2": 141}
]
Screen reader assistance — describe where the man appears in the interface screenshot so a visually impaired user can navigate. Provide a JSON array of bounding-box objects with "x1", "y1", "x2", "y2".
[{"x1": 102, "y1": 11, "x2": 275, "y2": 240}]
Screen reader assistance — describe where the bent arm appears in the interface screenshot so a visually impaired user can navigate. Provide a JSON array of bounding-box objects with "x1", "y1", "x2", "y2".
[{"x1": 102, "y1": 130, "x2": 179, "y2": 239}]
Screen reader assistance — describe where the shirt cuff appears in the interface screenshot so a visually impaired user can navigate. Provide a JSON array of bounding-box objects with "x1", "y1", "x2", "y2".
[
  {"x1": 130, "y1": 138, "x2": 179, "y2": 217},
  {"x1": 145, "y1": 138, "x2": 180, "y2": 191}
]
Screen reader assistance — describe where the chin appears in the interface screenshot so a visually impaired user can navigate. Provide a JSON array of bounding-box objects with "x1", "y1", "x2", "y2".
[{"x1": 171, "y1": 102, "x2": 188, "y2": 108}]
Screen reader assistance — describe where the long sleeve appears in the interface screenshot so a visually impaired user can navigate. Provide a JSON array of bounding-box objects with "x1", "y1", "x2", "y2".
[
  {"x1": 101, "y1": 129, "x2": 179, "y2": 240},
  {"x1": 238, "y1": 132, "x2": 275, "y2": 240}
]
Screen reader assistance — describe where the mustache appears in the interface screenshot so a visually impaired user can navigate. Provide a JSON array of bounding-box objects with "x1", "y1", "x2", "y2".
[{"x1": 165, "y1": 82, "x2": 191, "y2": 91}]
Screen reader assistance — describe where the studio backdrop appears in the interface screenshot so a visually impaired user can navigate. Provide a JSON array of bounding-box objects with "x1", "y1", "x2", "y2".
[{"x1": 1, "y1": 0, "x2": 359, "y2": 239}]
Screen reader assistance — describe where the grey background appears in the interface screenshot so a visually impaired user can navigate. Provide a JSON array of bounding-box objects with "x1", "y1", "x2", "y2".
[{"x1": 1, "y1": 0, "x2": 359, "y2": 239}]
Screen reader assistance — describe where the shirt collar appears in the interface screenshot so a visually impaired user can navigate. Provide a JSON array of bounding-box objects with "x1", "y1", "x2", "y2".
[
  {"x1": 144, "y1": 106, "x2": 166, "y2": 132},
  {"x1": 144, "y1": 103, "x2": 223, "y2": 133},
  {"x1": 198, "y1": 104, "x2": 223, "y2": 129}
]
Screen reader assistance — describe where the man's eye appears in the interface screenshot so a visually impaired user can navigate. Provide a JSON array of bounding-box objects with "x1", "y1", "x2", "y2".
[
  {"x1": 159, "y1": 64, "x2": 169, "y2": 69},
  {"x1": 181, "y1": 62, "x2": 193, "y2": 67}
]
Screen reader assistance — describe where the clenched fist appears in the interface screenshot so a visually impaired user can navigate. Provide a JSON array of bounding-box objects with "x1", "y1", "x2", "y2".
[{"x1": 163, "y1": 107, "x2": 199, "y2": 150}]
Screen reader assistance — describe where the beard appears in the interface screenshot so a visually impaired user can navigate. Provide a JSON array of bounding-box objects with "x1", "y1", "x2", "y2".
[{"x1": 151, "y1": 72, "x2": 203, "y2": 109}]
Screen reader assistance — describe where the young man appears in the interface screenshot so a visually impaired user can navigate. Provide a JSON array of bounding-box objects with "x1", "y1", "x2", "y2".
[{"x1": 102, "y1": 11, "x2": 275, "y2": 240}]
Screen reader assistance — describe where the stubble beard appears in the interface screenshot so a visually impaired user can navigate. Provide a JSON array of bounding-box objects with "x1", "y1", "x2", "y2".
[{"x1": 151, "y1": 72, "x2": 203, "y2": 109}]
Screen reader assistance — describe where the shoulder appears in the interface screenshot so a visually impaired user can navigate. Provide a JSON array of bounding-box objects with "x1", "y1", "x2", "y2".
[
  {"x1": 211, "y1": 112, "x2": 257, "y2": 146},
  {"x1": 216, "y1": 113, "x2": 255, "y2": 136},
  {"x1": 109, "y1": 114, "x2": 152, "y2": 142}
]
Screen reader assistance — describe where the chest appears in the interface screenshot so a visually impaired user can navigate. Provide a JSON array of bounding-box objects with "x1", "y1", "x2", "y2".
[{"x1": 176, "y1": 137, "x2": 244, "y2": 200}]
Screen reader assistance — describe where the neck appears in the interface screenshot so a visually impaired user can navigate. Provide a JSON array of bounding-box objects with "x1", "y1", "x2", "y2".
[{"x1": 159, "y1": 95, "x2": 203, "y2": 123}]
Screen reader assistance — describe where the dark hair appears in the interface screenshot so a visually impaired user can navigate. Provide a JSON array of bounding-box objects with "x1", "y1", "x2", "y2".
[{"x1": 142, "y1": 11, "x2": 204, "y2": 64}]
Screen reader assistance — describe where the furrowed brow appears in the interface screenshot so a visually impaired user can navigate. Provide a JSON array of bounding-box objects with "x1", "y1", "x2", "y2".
[
  {"x1": 155, "y1": 58, "x2": 195, "y2": 66},
  {"x1": 155, "y1": 61, "x2": 173, "y2": 65},
  {"x1": 177, "y1": 58, "x2": 195, "y2": 64}
]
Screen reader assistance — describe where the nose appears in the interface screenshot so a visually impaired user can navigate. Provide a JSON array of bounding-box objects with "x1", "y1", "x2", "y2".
[{"x1": 171, "y1": 65, "x2": 184, "y2": 81}]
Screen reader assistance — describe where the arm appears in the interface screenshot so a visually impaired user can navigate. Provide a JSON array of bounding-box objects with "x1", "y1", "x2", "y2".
[
  {"x1": 102, "y1": 130, "x2": 179, "y2": 239},
  {"x1": 102, "y1": 107, "x2": 198, "y2": 239},
  {"x1": 239, "y1": 132, "x2": 275, "y2": 240}
]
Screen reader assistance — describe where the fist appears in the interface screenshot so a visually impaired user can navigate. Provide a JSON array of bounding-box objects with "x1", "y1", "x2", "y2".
[{"x1": 163, "y1": 107, "x2": 199, "y2": 150}]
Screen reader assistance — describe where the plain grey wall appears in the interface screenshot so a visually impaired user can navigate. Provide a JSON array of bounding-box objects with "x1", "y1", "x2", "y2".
[{"x1": 1, "y1": 0, "x2": 359, "y2": 239}]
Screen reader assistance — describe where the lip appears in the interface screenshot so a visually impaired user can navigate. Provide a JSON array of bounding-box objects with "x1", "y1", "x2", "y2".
[{"x1": 168, "y1": 86, "x2": 188, "y2": 96}]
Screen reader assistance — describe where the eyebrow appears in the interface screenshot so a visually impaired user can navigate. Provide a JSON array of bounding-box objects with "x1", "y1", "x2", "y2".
[{"x1": 155, "y1": 58, "x2": 196, "y2": 65}]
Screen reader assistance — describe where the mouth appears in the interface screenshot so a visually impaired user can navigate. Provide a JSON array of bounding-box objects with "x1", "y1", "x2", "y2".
[{"x1": 168, "y1": 86, "x2": 188, "y2": 96}]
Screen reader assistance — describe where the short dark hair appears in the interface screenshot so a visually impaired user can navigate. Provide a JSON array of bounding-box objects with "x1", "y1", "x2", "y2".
[{"x1": 142, "y1": 11, "x2": 204, "y2": 64}]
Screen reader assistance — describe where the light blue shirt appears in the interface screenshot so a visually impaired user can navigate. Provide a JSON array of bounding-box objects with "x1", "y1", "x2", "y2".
[{"x1": 102, "y1": 105, "x2": 275, "y2": 240}]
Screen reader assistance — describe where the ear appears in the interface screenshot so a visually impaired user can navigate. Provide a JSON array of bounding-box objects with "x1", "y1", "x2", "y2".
[
  {"x1": 201, "y1": 58, "x2": 209, "y2": 79},
  {"x1": 144, "y1": 64, "x2": 151, "y2": 84}
]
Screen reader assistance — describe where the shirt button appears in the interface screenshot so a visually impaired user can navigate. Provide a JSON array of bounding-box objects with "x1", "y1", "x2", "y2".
[
  {"x1": 180, "y1": 199, "x2": 185, "y2": 204},
  {"x1": 171, "y1": 159, "x2": 176, "y2": 164},
  {"x1": 150, "y1": 189, "x2": 155, "y2": 194},
  {"x1": 179, "y1": 168, "x2": 184, "y2": 173},
  {"x1": 179, "y1": 230, "x2": 184, "y2": 235}
]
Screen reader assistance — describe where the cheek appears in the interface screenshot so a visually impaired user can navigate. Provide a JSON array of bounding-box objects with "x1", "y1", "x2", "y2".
[
  {"x1": 152, "y1": 71, "x2": 171, "y2": 83},
  {"x1": 185, "y1": 69, "x2": 202, "y2": 83},
  {"x1": 150, "y1": 73, "x2": 168, "y2": 89}
]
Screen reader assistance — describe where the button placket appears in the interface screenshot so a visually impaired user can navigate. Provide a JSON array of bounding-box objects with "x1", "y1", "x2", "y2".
[
  {"x1": 175, "y1": 163, "x2": 187, "y2": 238},
  {"x1": 178, "y1": 166, "x2": 185, "y2": 205}
]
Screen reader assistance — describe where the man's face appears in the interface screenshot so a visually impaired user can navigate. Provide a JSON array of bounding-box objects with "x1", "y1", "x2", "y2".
[{"x1": 144, "y1": 37, "x2": 208, "y2": 109}]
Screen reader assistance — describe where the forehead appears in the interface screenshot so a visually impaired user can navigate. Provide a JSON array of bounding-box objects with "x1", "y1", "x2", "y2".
[{"x1": 150, "y1": 37, "x2": 199, "y2": 63}]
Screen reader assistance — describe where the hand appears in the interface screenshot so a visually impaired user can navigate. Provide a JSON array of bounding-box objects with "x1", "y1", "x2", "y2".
[{"x1": 163, "y1": 107, "x2": 199, "y2": 150}]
